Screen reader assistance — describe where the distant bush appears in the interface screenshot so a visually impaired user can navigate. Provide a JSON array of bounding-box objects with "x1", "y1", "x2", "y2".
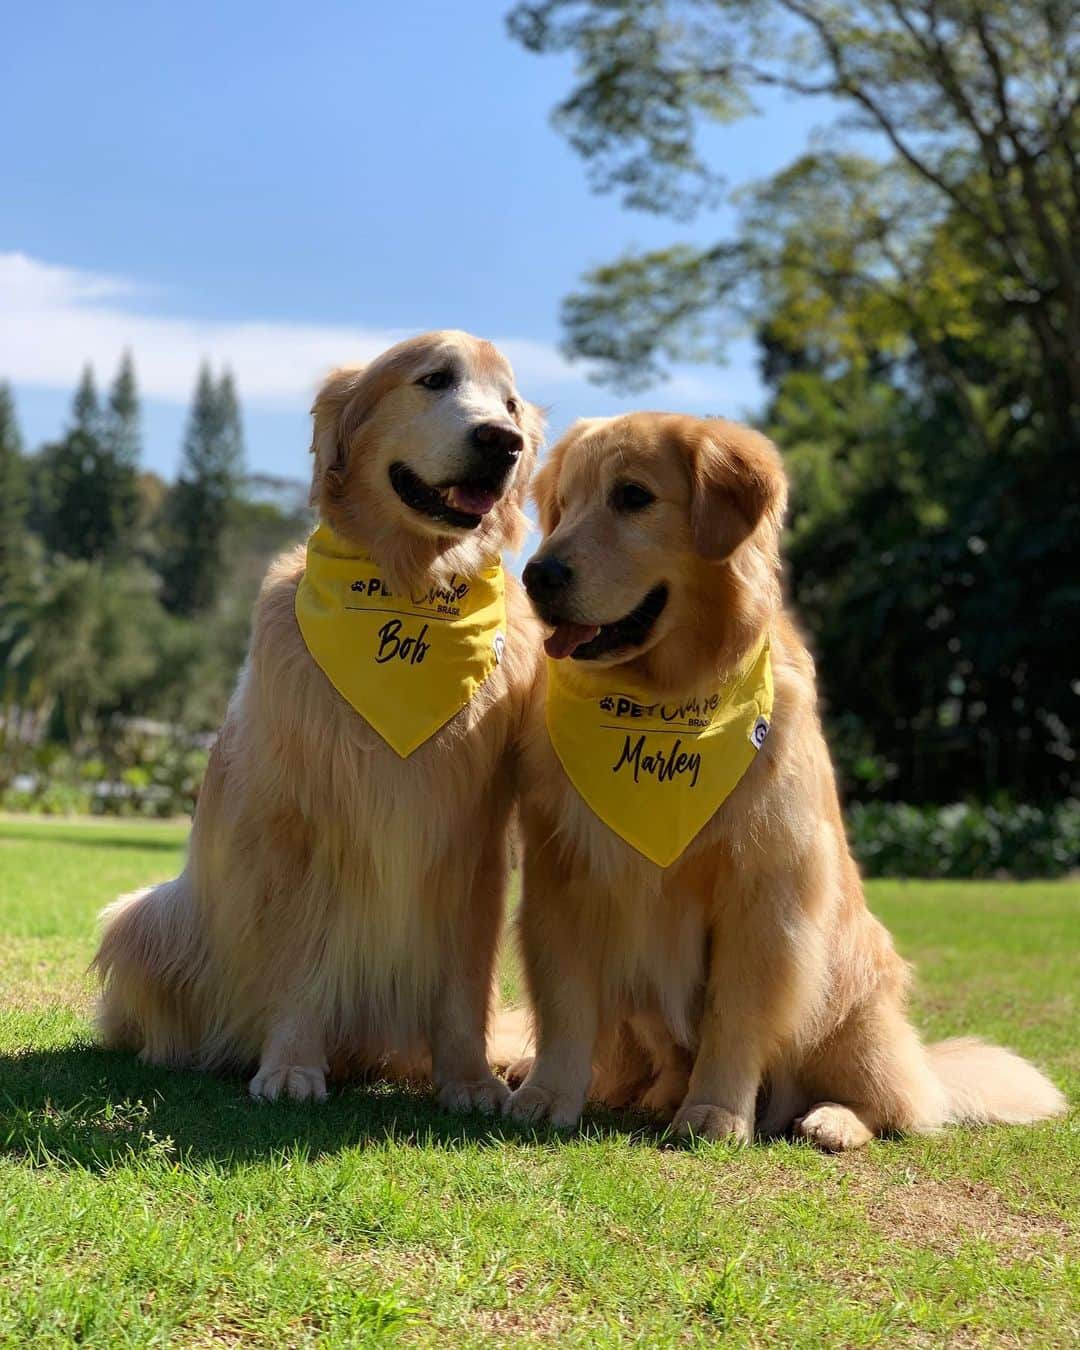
[
  {"x1": 1, "y1": 737, "x2": 209, "y2": 819},
  {"x1": 849, "y1": 800, "x2": 1080, "y2": 880}
]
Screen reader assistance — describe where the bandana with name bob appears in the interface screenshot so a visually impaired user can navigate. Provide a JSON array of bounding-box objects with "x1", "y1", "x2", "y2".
[
  {"x1": 295, "y1": 524, "x2": 507, "y2": 757},
  {"x1": 545, "y1": 638, "x2": 773, "y2": 867}
]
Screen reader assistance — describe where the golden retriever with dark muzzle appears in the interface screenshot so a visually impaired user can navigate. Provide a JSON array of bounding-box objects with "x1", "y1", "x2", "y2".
[
  {"x1": 505, "y1": 411, "x2": 1065, "y2": 1149},
  {"x1": 95, "y1": 331, "x2": 542, "y2": 1110}
]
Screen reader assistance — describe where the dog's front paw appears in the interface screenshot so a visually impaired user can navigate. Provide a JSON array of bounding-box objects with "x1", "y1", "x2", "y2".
[
  {"x1": 503, "y1": 1082, "x2": 583, "y2": 1129},
  {"x1": 793, "y1": 1102, "x2": 873, "y2": 1152},
  {"x1": 670, "y1": 1101, "x2": 752, "y2": 1144},
  {"x1": 436, "y1": 1075, "x2": 510, "y2": 1115},
  {"x1": 249, "y1": 1063, "x2": 328, "y2": 1103}
]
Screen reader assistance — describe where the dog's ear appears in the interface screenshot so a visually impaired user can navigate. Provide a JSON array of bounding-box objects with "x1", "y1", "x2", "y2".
[
  {"x1": 308, "y1": 367, "x2": 369, "y2": 504},
  {"x1": 530, "y1": 452, "x2": 561, "y2": 537},
  {"x1": 309, "y1": 349, "x2": 421, "y2": 504},
  {"x1": 690, "y1": 421, "x2": 788, "y2": 561},
  {"x1": 510, "y1": 399, "x2": 546, "y2": 509},
  {"x1": 531, "y1": 418, "x2": 605, "y2": 537}
]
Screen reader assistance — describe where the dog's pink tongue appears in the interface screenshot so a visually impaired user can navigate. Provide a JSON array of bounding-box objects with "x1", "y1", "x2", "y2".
[
  {"x1": 544, "y1": 622, "x2": 600, "y2": 660},
  {"x1": 447, "y1": 485, "x2": 498, "y2": 516}
]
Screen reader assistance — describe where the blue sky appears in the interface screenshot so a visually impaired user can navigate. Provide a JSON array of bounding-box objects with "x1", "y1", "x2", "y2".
[{"x1": 2, "y1": 1, "x2": 820, "y2": 483}]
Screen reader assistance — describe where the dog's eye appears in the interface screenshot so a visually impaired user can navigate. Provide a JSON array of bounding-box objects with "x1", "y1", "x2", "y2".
[
  {"x1": 506, "y1": 397, "x2": 520, "y2": 417},
  {"x1": 417, "y1": 370, "x2": 453, "y2": 391},
  {"x1": 611, "y1": 481, "x2": 655, "y2": 513}
]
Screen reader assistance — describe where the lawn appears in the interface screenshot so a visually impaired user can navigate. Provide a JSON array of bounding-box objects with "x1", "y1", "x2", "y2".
[{"x1": 0, "y1": 817, "x2": 1076, "y2": 1347}]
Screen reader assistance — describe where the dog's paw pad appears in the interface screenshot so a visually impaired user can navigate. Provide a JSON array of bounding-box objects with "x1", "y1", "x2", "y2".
[
  {"x1": 503, "y1": 1083, "x2": 581, "y2": 1129},
  {"x1": 793, "y1": 1102, "x2": 872, "y2": 1152},
  {"x1": 437, "y1": 1076, "x2": 510, "y2": 1115},
  {"x1": 671, "y1": 1102, "x2": 751, "y2": 1144},
  {"x1": 249, "y1": 1064, "x2": 328, "y2": 1103}
]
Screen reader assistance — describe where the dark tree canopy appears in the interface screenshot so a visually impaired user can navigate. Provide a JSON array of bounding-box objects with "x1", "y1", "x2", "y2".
[{"x1": 510, "y1": 0, "x2": 1079, "y2": 802}]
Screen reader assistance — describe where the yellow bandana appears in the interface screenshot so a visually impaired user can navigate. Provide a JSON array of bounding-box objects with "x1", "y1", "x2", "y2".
[
  {"x1": 294, "y1": 524, "x2": 507, "y2": 757},
  {"x1": 545, "y1": 639, "x2": 773, "y2": 867}
]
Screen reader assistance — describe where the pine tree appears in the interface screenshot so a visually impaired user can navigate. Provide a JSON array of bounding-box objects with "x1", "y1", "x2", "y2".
[
  {"x1": 0, "y1": 382, "x2": 27, "y2": 592},
  {"x1": 39, "y1": 364, "x2": 138, "y2": 561},
  {"x1": 161, "y1": 364, "x2": 245, "y2": 615},
  {"x1": 105, "y1": 351, "x2": 141, "y2": 467},
  {"x1": 216, "y1": 369, "x2": 245, "y2": 483},
  {"x1": 101, "y1": 351, "x2": 141, "y2": 548},
  {"x1": 71, "y1": 365, "x2": 101, "y2": 437}
]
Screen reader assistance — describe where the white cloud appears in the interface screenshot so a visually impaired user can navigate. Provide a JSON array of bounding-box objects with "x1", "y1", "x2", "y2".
[
  {"x1": 0, "y1": 251, "x2": 596, "y2": 408},
  {"x1": 0, "y1": 250, "x2": 757, "y2": 417}
]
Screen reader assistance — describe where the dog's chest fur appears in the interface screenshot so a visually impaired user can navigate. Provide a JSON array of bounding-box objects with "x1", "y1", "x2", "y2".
[{"x1": 218, "y1": 565, "x2": 533, "y2": 1040}]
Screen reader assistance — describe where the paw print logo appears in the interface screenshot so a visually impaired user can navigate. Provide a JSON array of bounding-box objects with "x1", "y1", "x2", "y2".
[{"x1": 600, "y1": 696, "x2": 615, "y2": 712}]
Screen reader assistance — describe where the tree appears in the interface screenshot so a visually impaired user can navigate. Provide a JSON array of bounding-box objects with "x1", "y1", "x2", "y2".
[
  {"x1": 71, "y1": 364, "x2": 101, "y2": 436},
  {"x1": 510, "y1": 1, "x2": 1077, "y2": 419},
  {"x1": 105, "y1": 351, "x2": 140, "y2": 463},
  {"x1": 101, "y1": 351, "x2": 142, "y2": 547},
  {"x1": 34, "y1": 360, "x2": 141, "y2": 562},
  {"x1": 510, "y1": 0, "x2": 1079, "y2": 801},
  {"x1": 5, "y1": 556, "x2": 179, "y2": 751},
  {"x1": 160, "y1": 364, "x2": 246, "y2": 616},
  {"x1": 0, "y1": 382, "x2": 27, "y2": 593},
  {"x1": 217, "y1": 368, "x2": 245, "y2": 474}
]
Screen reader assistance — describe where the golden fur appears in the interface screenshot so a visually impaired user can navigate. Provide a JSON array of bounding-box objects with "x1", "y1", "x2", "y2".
[
  {"x1": 94, "y1": 331, "x2": 543, "y2": 1109},
  {"x1": 506, "y1": 412, "x2": 1065, "y2": 1149}
]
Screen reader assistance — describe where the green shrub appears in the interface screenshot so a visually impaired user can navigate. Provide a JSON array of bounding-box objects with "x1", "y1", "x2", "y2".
[
  {"x1": 848, "y1": 799, "x2": 1080, "y2": 879},
  {"x1": 0, "y1": 737, "x2": 208, "y2": 819}
]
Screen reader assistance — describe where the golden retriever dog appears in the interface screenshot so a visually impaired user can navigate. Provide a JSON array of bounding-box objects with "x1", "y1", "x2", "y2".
[
  {"x1": 95, "y1": 331, "x2": 542, "y2": 1110},
  {"x1": 505, "y1": 411, "x2": 1065, "y2": 1149}
]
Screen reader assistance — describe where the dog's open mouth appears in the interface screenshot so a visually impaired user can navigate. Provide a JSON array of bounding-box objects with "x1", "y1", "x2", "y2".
[
  {"x1": 544, "y1": 584, "x2": 669, "y2": 661},
  {"x1": 389, "y1": 462, "x2": 504, "y2": 531}
]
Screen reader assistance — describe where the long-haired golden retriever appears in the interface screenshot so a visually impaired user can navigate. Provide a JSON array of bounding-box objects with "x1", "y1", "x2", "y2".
[
  {"x1": 95, "y1": 331, "x2": 542, "y2": 1110},
  {"x1": 505, "y1": 411, "x2": 1065, "y2": 1149}
]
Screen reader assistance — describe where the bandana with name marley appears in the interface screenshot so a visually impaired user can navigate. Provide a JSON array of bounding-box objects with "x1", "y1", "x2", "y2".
[
  {"x1": 545, "y1": 637, "x2": 773, "y2": 867},
  {"x1": 294, "y1": 523, "x2": 507, "y2": 757}
]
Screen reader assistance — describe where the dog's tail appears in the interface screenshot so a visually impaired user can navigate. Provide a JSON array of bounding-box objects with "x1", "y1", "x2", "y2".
[
  {"x1": 925, "y1": 1037, "x2": 1066, "y2": 1127},
  {"x1": 92, "y1": 872, "x2": 207, "y2": 1066}
]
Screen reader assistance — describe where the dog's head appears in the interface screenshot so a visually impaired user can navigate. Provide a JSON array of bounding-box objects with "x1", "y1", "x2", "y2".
[
  {"x1": 310, "y1": 331, "x2": 543, "y2": 570},
  {"x1": 524, "y1": 413, "x2": 787, "y2": 683}
]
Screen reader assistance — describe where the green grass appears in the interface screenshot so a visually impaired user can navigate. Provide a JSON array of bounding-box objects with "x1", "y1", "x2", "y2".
[{"x1": 0, "y1": 818, "x2": 1076, "y2": 1347}]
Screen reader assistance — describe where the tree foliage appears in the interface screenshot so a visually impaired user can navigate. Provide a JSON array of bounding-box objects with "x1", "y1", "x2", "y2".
[
  {"x1": 160, "y1": 364, "x2": 246, "y2": 617},
  {"x1": 0, "y1": 382, "x2": 27, "y2": 592},
  {"x1": 511, "y1": 0, "x2": 1079, "y2": 801},
  {"x1": 34, "y1": 358, "x2": 142, "y2": 562},
  {"x1": 0, "y1": 366, "x2": 307, "y2": 799}
]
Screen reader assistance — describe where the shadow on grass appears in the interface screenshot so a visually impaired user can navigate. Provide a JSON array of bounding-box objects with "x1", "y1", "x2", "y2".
[
  {"x1": 0, "y1": 1042, "x2": 660, "y2": 1171},
  {"x1": 0, "y1": 826, "x2": 185, "y2": 853}
]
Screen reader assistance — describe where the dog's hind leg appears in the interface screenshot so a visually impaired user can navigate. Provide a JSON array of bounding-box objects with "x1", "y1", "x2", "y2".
[
  {"x1": 792, "y1": 1101, "x2": 878, "y2": 1152},
  {"x1": 94, "y1": 872, "x2": 206, "y2": 1067},
  {"x1": 591, "y1": 1020, "x2": 655, "y2": 1110},
  {"x1": 757, "y1": 1062, "x2": 807, "y2": 1139},
  {"x1": 792, "y1": 990, "x2": 943, "y2": 1151},
  {"x1": 633, "y1": 1012, "x2": 692, "y2": 1121}
]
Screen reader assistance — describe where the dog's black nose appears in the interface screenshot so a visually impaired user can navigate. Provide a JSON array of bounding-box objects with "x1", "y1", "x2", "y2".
[
  {"x1": 523, "y1": 556, "x2": 573, "y2": 602},
  {"x1": 470, "y1": 422, "x2": 524, "y2": 465}
]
